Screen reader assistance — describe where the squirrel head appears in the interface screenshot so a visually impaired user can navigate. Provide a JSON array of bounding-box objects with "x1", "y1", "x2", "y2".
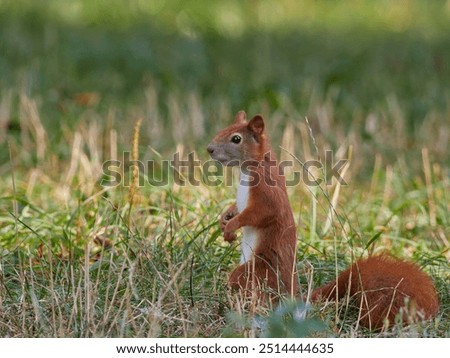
[{"x1": 207, "y1": 111, "x2": 270, "y2": 166}]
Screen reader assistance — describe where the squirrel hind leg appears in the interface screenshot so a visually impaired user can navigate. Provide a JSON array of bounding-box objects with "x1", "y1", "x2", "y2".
[{"x1": 228, "y1": 257, "x2": 292, "y2": 301}]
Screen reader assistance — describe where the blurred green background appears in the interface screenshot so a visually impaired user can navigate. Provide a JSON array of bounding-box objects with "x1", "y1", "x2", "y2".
[{"x1": 1, "y1": 0, "x2": 449, "y2": 173}]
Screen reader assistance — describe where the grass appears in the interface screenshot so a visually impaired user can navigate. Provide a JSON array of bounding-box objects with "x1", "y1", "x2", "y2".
[{"x1": 0, "y1": 0, "x2": 449, "y2": 337}]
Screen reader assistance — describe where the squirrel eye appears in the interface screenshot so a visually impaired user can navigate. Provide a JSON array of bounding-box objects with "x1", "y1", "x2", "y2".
[{"x1": 231, "y1": 135, "x2": 241, "y2": 144}]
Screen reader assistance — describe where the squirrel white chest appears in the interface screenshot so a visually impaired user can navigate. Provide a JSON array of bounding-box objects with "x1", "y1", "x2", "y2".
[
  {"x1": 237, "y1": 172, "x2": 258, "y2": 264},
  {"x1": 236, "y1": 173, "x2": 250, "y2": 213}
]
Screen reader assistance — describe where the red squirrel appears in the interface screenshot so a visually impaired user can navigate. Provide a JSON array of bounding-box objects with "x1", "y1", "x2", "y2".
[
  {"x1": 208, "y1": 111, "x2": 439, "y2": 330},
  {"x1": 311, "y1": 255, "x2": 440, "y2": 330},
  {"x1": 207, "y1": 111, "x2": 298, "y2": 298}
]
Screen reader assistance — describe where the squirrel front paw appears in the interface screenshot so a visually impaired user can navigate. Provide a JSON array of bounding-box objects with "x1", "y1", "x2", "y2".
[
  {"x1": 224, "y1": 230, "x2": 237, "y2": 243},
  {"x1": 224, "y1": 218, "x2": 240, "y2": 243},
  {"x1": 220, "y1": 205, "x2": 238, "y2": 232}
]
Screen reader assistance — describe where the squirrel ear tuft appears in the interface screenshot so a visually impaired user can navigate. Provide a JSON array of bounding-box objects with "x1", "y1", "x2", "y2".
[
  {"x1": 247, "y1": 115, "x2": 265, "y2": 135},
  {"x1": 234, "y1": 111, "x2": 247, "y2": 124}
]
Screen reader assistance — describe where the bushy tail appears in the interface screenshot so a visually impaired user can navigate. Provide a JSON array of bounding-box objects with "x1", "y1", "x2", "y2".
[{"x1": 310, "y1": 256, "x2": 440, "y2": 330}]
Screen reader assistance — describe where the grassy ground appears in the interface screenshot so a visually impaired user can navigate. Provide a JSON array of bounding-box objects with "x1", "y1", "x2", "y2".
[{"x1": 0, "y1": 0, "x2": 449, "y2": 337}]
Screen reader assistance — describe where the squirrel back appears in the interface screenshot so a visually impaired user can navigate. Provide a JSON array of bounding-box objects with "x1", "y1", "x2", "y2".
[
  {"x1": 207, "y1": 111, "x2": 298, "y2": 298},
  {"x1": 311, "y1": 255, "x2": 439, "y2": 330}
]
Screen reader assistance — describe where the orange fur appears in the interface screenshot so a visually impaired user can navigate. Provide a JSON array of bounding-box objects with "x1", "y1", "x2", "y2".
[
  {"x1": 208, "y1": 111, "x2": 439, "y2": 331},
  {"x1": 207, "y1": 111, "x2": 298, "y2": 299},
  {"x1": 311, "y1": 255, "x2": 439, "y2": 330}
]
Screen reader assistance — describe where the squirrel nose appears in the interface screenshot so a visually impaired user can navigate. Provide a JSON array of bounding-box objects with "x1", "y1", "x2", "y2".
[{"x1": 207, "y1": 145, "x2": 214, "y2": 154}]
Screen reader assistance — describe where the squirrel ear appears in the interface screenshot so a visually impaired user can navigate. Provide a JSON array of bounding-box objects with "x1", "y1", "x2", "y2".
[
  {"x1": 234, "y1": 111, "x2": 247, "y2": 124},
  {"x1": 247, "y1": 115, "x2": 265, "y2": 135}
]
